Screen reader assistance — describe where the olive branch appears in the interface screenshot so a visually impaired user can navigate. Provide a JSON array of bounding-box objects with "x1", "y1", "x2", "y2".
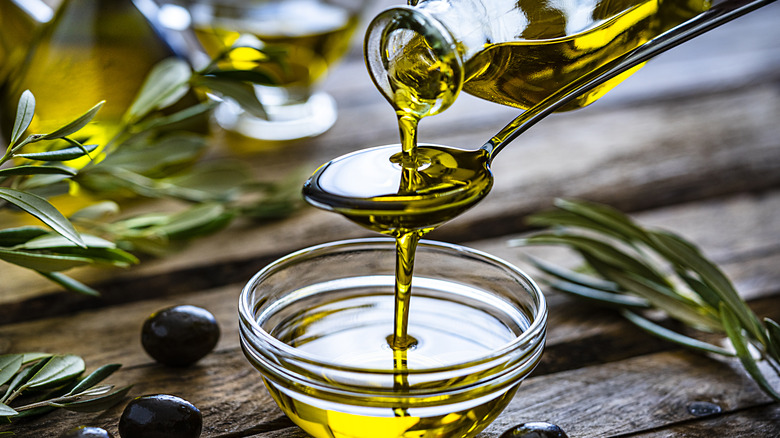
[
  {"x1": 0, "y1": 353, "x2": 130, "y2": 424},
  {"x1": 0, "y1": 46, "x2": 303, "y2": 296},
  {"x1": 510, "y1": 198, "x2": 780, "y2": 401}
]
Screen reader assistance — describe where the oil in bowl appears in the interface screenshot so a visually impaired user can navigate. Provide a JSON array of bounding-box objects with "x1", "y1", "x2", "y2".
[{"x1": 239, "y1": 238, "x2": 547, "y2": 438}]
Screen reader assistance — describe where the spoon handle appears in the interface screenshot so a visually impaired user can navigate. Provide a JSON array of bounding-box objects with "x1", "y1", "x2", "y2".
[{"x1": 482, "y1": 0, "x2": 776, "y2": 161}]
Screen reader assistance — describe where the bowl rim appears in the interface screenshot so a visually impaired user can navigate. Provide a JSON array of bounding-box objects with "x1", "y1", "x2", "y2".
[{"x1": 238, "y1": 237, "x2": 547, "y2": 375}]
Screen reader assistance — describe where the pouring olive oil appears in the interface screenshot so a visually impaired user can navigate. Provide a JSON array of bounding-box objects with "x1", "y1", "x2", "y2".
[{"x1": 297, "y1": 0, "x2": 768, "y2": 436}]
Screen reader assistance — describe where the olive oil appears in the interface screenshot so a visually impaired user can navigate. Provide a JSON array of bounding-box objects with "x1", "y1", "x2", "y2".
[
  {"x1": 461, "y1": 0, "x2": 710, "y2": 110},
  {"x1": 192, "y1": 0, "x2": 359, "y2": 99},
  {"x1": 462, "y1": 0, "x2": 662, "y2": 110},
  {"x1": 262, "y1": 279, "x2": 531, "y2": 438}
]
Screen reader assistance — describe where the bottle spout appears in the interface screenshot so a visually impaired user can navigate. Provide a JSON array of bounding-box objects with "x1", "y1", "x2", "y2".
[{"x1": 364, "y1": 6, "x2": 464, "y2": 120}]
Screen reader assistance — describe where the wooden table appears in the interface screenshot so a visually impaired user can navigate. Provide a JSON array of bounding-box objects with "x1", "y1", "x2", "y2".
[{"x1": 2, "y1": 1, "x2": 779, "y2": 436}]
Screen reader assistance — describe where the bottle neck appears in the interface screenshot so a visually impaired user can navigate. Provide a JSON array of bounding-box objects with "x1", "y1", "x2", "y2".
[{"x1": 364, "y1": 5, "x2": 466, "y2": 119}]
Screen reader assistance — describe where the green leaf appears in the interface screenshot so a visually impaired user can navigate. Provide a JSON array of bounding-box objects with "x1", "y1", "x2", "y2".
[
  {"x1": 133, "y1": 102, "x2": 215, "y2": 133},
  {"x1": 25, "y1": 355, "x2": 84, "y2": 390},
  {"x1": 0, "y1": 402, "x2": 18, "y2": 416},
  {"x1": 553, "y1": 198, "x2": 652, "y2": 244},
  {"x1": 721, "y1": 304, "x2": 780, "y2": 401},
  {"x1": 11, "y1": 90, "x2": 35, "y2": 145},
  {"x1": 606, "y1": 269, "x2": 721, "y2": 331},
  {"x1": 67, "y1": 364, "x2": 121, "y2": 396},
  {"x1": 69, "y1": 201, "x2": 120, "y2": 221},
  {"x1": 0, "y1": 227, "x2": 48, "y2": 247},
  {"x1": 20, "y1": 233, "x2": 116, "y2": 250},
  {"x1": 165, "y1": 161, "x2": 250, "y2": 197},
  {"x1": 547, "y1": 278, "x2": 650, "y2": 308},
  {"x1": 621, "y1": 309, "x2": 734, "y2": 356},
  {"x1": 1, "y1": 356, "x2": 49, "y2": 402},
  {"x1": 650, "y1": 230, "x2": 765, "y2": 343},
  {"x1": 36, "y1": 272, "x2": 100, "y2": 297},
  {"x1": 125, "y1": 58, "x2": 192, "y2": 123},
  {"x1": 521, "y1": 233, "x2": 669, "y2": 287},
  {"x1": 194, "y1": 76, "x2": 267, "y2": 118},
  {"x1": 0, "y1": 165, "x2": 77, "y2": 177},
  {"x1": 0, "y1": 248, "x2": 93, "y2": 272},
  {"x1": 58, "y1": 384, "x2": 132, "y2": 413},
  {"x1": 0, "y1": 355, "x2": 23, "y2": 387},
  {"x1": 17, "y1": 143, "x2": 99, "y2": 161},
  {"x1": 517, "y1": 252, "x2": 624, "y2": 293},
  {"x1": 676, "y1": 269, "x2": 722, "y2": 312},
  {"x1": 21, "y1": 353, "x2": 52, "y2": 364},
  {"x1": 97, "y1": 133, "x2": 206, "y2": 176},
  {"x1": 41, "y1": 101, "x2": 104, "y2": 140},
  {"x1": 157, "y1": 203, "x2": 234, "y2": 240},
  {"x1": 0, "y1": 187, "x2": 85, "y2": 248},
  {"x1": 765, "y1": 318, "x2": 780, "y2": 360}
]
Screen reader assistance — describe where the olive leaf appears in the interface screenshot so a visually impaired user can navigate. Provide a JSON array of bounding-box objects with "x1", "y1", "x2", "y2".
[
  {"x1": 721, "y1": 304, "x2": 780, "y2": 401},
  {"x1": 0, "y1": 165, "x2": 77, "y2": 177},
  {"x1": 41, "y1": 101, "x2": 104, "y2": 141},
  {"x1": 0, "y1": 356, "x2": 24, "y2": 387},
  {"x1": 124, "y1": 57, "x2": 192, "y2": 123},
  {"x1": 0, "y1": 227, "x2": 49, "y2": 247},
  {"x1": 17, "y1": 143, "x2": 99, "y2": 161},
  {"x1": 0, "y1": 403, "x2": 17, "y2": 416},
  {"x1": 512, "y1": 198, "x2": 780, "y2": 401},
  {"x1": 0, "y1": 188, "x2": 85, "y2": 248},
  {"x1": 10, "y1": 90, "x2": 35, "y2": 146},
  {"x1": 55, "y1": 385, "x2": 133, "y2": 413},
  {"x1": 22, "y1": 355, "x2": 85, "y2": 391},
  {"x1": 1, "y1": 354, "x2": 130, "y2": 423},
  {"x1": 37, "y1": 272, "x2": 100, "y2": 297},
  {"x1": 0, "y1": 248, "x2": 93, "y2": 272},
  {"x1": 193, "y1": 75, "x2": 268, "y2": 118}
]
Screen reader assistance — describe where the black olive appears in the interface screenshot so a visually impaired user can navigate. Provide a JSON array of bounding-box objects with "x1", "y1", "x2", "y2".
[
  {"x1": 118, "y1": 394, "x2": 202, "y2": 438},
  {"x1": 499, "y1": 422, "x2": 569, "y2": 438},
  {"x1": 60, "y1": 426, "x2": 114, "y2": 438},
  {"x1": 141, "y1": 305, "x2": 220, "y2": 367}
]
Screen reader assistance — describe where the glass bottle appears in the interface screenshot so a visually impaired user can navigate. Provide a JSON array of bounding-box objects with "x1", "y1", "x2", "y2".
[
  {"x1": 1, "y1": 0, "x2": 191, "y2": 148},
  {"x1": 0, "y1": 0, "x2": 52, "y2": 87},
  {"x1": 364, "y1": 0, "x2": 711, "y2": 119}
]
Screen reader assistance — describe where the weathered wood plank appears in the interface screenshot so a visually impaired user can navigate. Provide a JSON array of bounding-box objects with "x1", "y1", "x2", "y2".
[
  {"x1": 478, "y1": 351, "x2": 780, "y2": 438},
  {"x1": 626, "y1": 404, "x2": 780, "y2": 437}
]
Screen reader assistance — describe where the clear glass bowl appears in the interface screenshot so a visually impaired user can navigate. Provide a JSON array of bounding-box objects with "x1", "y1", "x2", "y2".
[{"x1": 239, "y1": 238, "x2": 547, "y2": 438}]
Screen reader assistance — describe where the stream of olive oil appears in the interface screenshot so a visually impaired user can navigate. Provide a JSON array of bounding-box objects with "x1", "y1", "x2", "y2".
[{"x1": 300, "y1": 1, "x2": 711, "y2": 435}]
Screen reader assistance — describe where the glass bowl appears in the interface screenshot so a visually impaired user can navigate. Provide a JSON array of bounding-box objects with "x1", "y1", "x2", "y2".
[{"x1": 239, "y1": 237, "x2": 547, "y2": 438}]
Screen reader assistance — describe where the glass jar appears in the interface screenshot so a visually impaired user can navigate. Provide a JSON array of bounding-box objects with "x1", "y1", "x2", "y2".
[{"x1": 239, "y1": 237, "x2": 547, "y2": 438}]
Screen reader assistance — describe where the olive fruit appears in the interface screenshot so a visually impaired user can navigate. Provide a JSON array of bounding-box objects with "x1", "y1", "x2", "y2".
[
  {"x1": 499, "y1": 422, "x2": 569, "y2": 438},
  {"x1": 60, "y1": 426, "x2": 114, "y2": 438},
  {"x1": 118, "y1": 394, "x2": 202, "y2": 438},
  {"x1": 141, "y1": 305, "x2": 220, "y2": 367}
]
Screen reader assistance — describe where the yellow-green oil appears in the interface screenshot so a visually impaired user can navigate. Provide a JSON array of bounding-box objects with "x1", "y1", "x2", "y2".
[
  {"x1": 192, "y1": 0, "x2": 358, "y2": 95},
  {"x1": 261, "y1": 287, "x2": 529, "y2": 438},
  {"x1": 461, "y1": 0, "x2": 710, "y2": 110}
]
